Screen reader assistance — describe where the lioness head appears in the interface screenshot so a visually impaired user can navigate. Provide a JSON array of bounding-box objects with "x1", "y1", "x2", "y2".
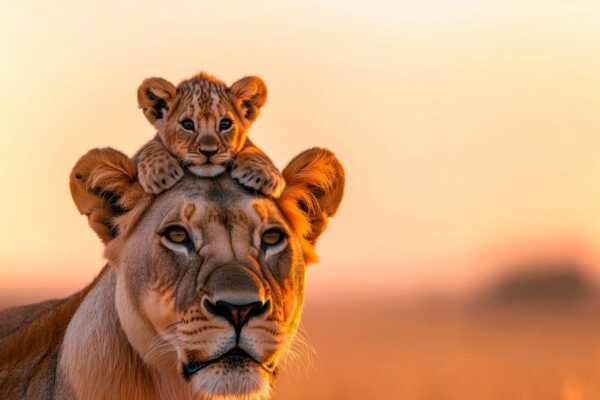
[
  {"x1": 70, "y1": 147, "x2": 344, "y2": 399},
  {"x1": 137, "y1": 72, "x2": 267, "y2": 177}
]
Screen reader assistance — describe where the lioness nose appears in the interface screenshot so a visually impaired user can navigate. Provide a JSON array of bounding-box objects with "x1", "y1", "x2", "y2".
[
  {"x1": 204, "y1": 299, "x2": 270, "y2": 334},
  {"x1": 199, "y1": 149, "x2": 218, "y2": 159}
]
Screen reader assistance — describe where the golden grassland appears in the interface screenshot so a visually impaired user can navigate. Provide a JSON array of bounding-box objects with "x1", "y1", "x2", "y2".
[
  {"x1": 275, "y1": 298, "x2": 600, "y2": 400},
  {"x1": 2, "y1": 294, "x2": 600, "y2": 399}
]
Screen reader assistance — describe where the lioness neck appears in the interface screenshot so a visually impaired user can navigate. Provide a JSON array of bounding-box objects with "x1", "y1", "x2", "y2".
[{"x1": 59, "y1": 267, "x2": 192, "y2": 399}]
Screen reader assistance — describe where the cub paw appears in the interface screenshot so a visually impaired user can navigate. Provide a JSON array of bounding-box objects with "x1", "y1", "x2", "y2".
[
  {"x1": 231, "y1": 162, "x2": 285, "y2": 198},
  {"x1": 137, "y1": 157, "x2": 184, "y2": 195}
]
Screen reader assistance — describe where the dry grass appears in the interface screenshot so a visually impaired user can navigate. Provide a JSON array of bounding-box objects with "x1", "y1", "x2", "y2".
[
  {"x1": 3, "y1": 295, "x2": 600, "y2": 399},
  {"x1": 274, "y1": 298, "x2": 600, "y2": 400}
]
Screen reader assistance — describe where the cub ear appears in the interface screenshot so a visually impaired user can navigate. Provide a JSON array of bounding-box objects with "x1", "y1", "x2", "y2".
[
  {"x1": 278, "y1": 148, "x2": 345, "y2": 264},
  {"x1": 70, "y1": 148, "x2": 147, "y2": 244},
  {"x1": 229, "y1": 76, "x2": 267, "y2": 123},
  {"x1": 137, "y1": 77, "x2": 177, "y2": 126}
]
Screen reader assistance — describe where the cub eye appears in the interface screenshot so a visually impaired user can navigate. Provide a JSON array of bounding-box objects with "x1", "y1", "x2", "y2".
[
  {"x1": 218, "y1": 118, "x2": 233, "y2": 132},
  {"x1": 163, "y1": 226, "x2": 191, "y2": 244},
  {"x1": 180, "y1": 119, "x2": 195, "y2": 131},
  {"x1": 261, "y1": 229, "x2": 286, "y2": 249}
]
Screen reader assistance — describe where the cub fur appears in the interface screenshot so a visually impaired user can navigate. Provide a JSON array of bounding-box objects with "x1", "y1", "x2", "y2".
[{"x1": 135, "y1": 72, "x2": 284, "y2": 197}]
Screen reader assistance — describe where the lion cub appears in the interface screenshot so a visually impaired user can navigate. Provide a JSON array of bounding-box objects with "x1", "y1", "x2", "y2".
[{"x1": 134, "y1": 72, "x2": 284, "y2": 197}]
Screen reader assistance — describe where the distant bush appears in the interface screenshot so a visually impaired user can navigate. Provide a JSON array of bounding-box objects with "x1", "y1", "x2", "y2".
[{"x1": 483, "y1": 262, "x2": 592, "y2": 305}]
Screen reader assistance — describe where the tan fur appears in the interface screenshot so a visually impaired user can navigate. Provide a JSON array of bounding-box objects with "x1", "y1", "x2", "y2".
[
  {"x1": 279, "y1": 148, "x2": 346, "y2": 264},
  {"x1": 0, "y1": 147, "x2": 344, "y2": 399},
  {"x1": 134, "y1": 72, "x2": 284, "y2": 198},
  {"x1": 0, "y1": 268, "x2": 107, "y2": 399}
]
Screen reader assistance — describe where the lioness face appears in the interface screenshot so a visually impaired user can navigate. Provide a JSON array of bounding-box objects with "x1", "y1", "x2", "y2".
[
  {"x1": 71, "y1": 147, "x2": 344, "y2": 400},
  {"x1": 114, "y1": 176, "x2": 305, "y2": 399}
]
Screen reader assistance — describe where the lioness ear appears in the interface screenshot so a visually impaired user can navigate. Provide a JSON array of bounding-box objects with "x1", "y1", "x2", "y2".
[
  {"x1": 70, "y1": 148, "x2": 147, "y2": 244},
  {"x1": 278, "y1": 148, "x2": 345, "y2": 264},
  {"x1": 137, "y1": 77, "x2": 177, "y2": 126},
  {"x1": 229, "y1": 76, "x2": 267, "y2": 123}
]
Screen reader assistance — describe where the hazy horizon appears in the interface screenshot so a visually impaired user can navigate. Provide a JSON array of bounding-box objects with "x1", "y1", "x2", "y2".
[{"x1": 2, "y1": 0, "x2": 600, "y2": 302}]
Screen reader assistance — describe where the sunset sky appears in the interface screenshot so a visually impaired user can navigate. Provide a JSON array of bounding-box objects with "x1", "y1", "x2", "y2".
[{"x1": 1, "y1": 0, "x2": 600, "y2": 303}]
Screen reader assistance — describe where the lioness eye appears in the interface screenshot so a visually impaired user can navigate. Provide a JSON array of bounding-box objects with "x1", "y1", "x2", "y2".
[
  {"x1": 180, "y1": 119, "x2": 195, "y2": 131},
  {"x1": 261, "y1": 229, "x2": 285, "y2": 248},
  {"x1": 163, "y1": 226, "x2": 190, "y2": 244},
  {"x1": 218, "y1": 118, "x2": 233, "y2": 131}
]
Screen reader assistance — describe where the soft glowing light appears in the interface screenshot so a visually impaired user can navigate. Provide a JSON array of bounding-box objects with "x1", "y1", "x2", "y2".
[{"x1": 1, "y1": 0, "x2": 600, "y2": 304}]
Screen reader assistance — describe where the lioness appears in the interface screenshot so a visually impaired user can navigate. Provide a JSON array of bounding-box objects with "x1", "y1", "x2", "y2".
[{"x1": 0, "y1": 147, "x2": 344, "y2": 400}]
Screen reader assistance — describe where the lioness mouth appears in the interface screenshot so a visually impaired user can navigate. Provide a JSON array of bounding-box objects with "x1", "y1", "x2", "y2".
[{"x1": 182, "y1": 348, "x2": 264, "y2": 379}]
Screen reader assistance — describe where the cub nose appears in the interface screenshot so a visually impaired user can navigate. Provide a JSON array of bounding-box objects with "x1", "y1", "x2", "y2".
[
  {"x1": 204, "y1": 299, "x2": 270, "y2": 335},
  {"x1": 199, "y1": 149, "x2": 218, "y2": 159}
]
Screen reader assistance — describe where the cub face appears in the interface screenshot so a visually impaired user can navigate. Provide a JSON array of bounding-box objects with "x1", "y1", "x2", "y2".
[{"x1": 138, "y1": 73, "x2": 267, "y2": 177}]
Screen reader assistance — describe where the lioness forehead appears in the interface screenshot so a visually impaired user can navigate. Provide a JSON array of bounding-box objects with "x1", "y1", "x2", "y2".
[{"x1": 150, "y1": 174, "x2": 279, "y2": 225}]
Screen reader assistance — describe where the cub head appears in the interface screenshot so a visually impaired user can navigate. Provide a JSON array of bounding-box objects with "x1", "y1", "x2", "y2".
[
  {"x1": 137, "y1": 73, "x2": 267, "y2": 177},
  {"x1": 70, "y1": 147, "x2": 344, "y2": 400}
]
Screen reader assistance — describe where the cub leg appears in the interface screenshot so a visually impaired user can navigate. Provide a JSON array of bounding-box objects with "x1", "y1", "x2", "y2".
[
  {"x1": 134, "y1": 136, "x2": 184, "y2": 194},
  {"x1": 231, "y1": 142, "x2": 285, "y2": 198}
]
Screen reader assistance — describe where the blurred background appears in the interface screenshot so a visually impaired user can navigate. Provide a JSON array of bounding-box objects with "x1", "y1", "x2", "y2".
[{"x1": 2, "y1": 0, "x2": 600, "y2": 398}]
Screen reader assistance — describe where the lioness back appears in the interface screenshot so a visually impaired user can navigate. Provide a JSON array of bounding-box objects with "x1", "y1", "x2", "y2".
[
  {"x1": 0, "y1": 298, "x2": 68, "y2": 340},
  {"x1": 0, "y1": 268, "x2": 106, "y2": 399}
]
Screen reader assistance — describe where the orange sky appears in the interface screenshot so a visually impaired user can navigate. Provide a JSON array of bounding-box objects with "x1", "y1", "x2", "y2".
[{"x1": 1, "y1": 0, "x2": 600, "y2": 302}]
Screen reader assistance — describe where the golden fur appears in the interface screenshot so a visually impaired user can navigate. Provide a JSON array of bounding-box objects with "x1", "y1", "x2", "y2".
[
  {"x1": 0, "y1": 147, "x2": 344, "y2": 399},
  {"x1": 135, "y1": 72, "x2": 285, "y2": 198}
]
